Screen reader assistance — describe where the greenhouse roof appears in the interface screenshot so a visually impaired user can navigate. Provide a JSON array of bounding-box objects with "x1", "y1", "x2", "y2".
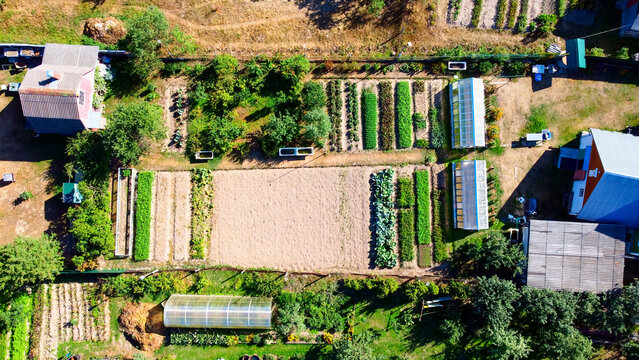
[
  {"x1": 452, "y1": 160, "x2": 489, "y2": 230},
  {"x1": 449, "y1": 78, "x2": 486, "y2": 148},
  {"x1": 163, "y1": 295, "x2": 272, "y2": 329}
]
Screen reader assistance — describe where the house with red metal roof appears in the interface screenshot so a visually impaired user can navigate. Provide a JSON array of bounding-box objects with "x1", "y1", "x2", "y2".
[{"x1": 18, "y1": 43, "x2": 104, "y2": 136}]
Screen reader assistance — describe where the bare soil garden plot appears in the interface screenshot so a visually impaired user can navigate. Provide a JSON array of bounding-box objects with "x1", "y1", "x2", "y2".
[
  {"x1": 148, "y1": 172, "x2": 191, "y2": 263},
  {"x1": 448, "y1": 0, "x2": 556, "y2": 29},
  {"x1": 208, "y1": 166, "x2": 428, "y2": 274},
  {"x1": 33, "y1": 283, "x2": 109, "y2": 360}
]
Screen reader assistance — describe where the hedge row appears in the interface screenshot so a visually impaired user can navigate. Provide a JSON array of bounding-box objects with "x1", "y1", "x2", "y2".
[
  {"x1": 471, "y1": 0, "x2": 483, "y2": 27},
  {"x1": 396, "y1": 81, "x2": 412, "y2": 148},
  {"x1": 9, "y1": 294, "x2": 33, "y2": 360},
  {"x1": 362, "y1": 89, "x2": 378, "y2": 150},
  {"x1": 191, "y1": 168, "x2": 215, "y2": 259},
  {"x1": 508, "y1": 0, "x2": 520, "y2": 28},
  {"x1": 432, "y1": 189, "x2": 447, "y2": 263},
  {"x1": 326, "y1": 80, "x2": 343, "y2": 151},
  {"x1": 397, "y1": 177, "x2": 415, "y2": 208},
  {"x1": 398, "y1": 209, "x2": 415, "y2": 262},
  {"x1": 347, "y1": 82, "x2": 360, "y2": 143},
  {"x1": 415, "y1": 170, "x2": 431, "y2": 245},
  {"x1": 134, "y1": 171, "x2": 154, "y2": 261},
  {"x1": 379, "y1": 81, "x2": 395, "y2": 150}
]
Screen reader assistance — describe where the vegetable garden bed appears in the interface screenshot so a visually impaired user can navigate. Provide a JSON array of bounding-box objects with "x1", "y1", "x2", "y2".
[{"x1": 134, "y1": 171, "x2": 154, "y2": 261}]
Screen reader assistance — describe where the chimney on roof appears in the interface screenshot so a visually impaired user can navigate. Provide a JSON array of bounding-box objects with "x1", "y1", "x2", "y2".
[{"x1": 45, "y1": 70, "x2": 61, "y2": 80}]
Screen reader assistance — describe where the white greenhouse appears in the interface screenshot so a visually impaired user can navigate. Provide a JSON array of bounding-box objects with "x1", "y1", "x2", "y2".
[{"x1": 449, "y1": 78, "x2": 486, "y2": 148}]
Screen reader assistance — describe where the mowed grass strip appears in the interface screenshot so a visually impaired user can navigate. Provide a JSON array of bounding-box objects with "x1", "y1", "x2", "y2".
[
  {"x1": 362, "y1": 89, "x2": 378, "y2": 150},
  {"x1": 416, "y1": 170, "x2": 431, "y2": 245},
  {"x1": 396, "y1": 81, "x2": 412, "y2": 148},
  {"x1": 134, "y1": 171, "x2": 154, "y2": 261}
]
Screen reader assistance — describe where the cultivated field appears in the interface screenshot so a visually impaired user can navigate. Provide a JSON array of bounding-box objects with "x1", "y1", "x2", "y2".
[
  {"x1": 33, "y1": 283, "x2": 110, "y2": 360},
  {"x1": 448, "y1": 0, "x2": 556, "y2": 29},
  {"x1": 148, "y1": 172, "x2": 191, "y2": 263}
]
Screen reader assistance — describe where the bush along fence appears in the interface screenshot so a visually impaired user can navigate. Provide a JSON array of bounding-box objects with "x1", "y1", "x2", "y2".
[
  {"x1": 346, "y1": 82, "x2": 360, "y2": 146},
  {"x1": 379, "y1": 81, "x2": 395, "y2": 151},
  {"x1": 371, "y1": 169, "x2": 397, "y2": 268},
  {"x1": 326, "y1": 80, "x2": 343, "y2": 151},
  {"x1": 396, "y1": 81, "x2": 412, "y2": 149},
  {"x1": 415, "y1": 170, "x2": 431, "y2": 245},
  {"x1": 191, "y1": 168, "x2": 215, "y2": 259},
  {"x1": 134, "y1": 171, "x2": 154, "y2": 261},
  {"x1": 362, "y1": 88, "x2": 378, "y2": 150}
]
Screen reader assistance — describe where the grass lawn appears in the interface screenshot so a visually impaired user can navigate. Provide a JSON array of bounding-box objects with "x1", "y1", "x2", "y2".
[{"x1": 156, "y1": 344, "x2": 319, "y2": 359}]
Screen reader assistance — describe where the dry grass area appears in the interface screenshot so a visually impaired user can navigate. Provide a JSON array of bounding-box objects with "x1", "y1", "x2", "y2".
[
  {"x1": 0, "y1": 0, "x2": 547, "y2": 57},
  {"x1": 0, "y1": 72, "x2": 67, "y2": 245}
]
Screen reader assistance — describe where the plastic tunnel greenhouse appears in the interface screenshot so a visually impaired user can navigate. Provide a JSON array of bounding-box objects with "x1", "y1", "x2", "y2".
[{"x1": 163, "y1": 295, "x2": 272, "y2": 329}]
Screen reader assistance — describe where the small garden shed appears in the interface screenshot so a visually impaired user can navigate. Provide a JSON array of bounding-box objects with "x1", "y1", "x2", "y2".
[
  {"x1": 452, "y1": 160, "x2": 489, "y2": 230},
  {"x1": 163, "y1": 295, "x2": 272, "y2": 329},
  {"x1": 449, "y1": 78, "x2": 486, "y2": 148}
]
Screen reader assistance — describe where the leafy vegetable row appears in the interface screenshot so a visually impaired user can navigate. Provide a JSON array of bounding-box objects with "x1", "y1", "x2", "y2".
[
  {"x1": 371, "y1": 169, "x2": 398, "y2": 268},
  {"x1": 396, "y1": 81, "x2": 412, "y2": 148},
  {"x1": 362, "y1": 89, "x2": 378, "y2": 150},
  {"x1": 134, "y1": 171, "x2": 154, "y2": 261}
]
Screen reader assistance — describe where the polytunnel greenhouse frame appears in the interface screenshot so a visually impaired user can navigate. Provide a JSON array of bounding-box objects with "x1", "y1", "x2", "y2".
[{"x1": 163, "y1": 294, "x2": 273, "y2": 329}]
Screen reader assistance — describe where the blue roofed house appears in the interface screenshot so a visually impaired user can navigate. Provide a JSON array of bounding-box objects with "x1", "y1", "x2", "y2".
[
  {"x1": 564, "y1": 129, "x2": 639, "y2": 228},
  {"x1": 18, "y1": 43, "x2": 104, "y2": 136},
  {"x1": 449, "y1": 78, "x2": 486, "y2": 149},
  {"x1": 452, "y1": 160, "x2": 489, "y2": 230}
]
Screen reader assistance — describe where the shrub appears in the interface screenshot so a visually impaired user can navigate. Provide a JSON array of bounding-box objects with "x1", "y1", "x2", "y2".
[
  {"x1": 191, "y1": 168, "x2": 214, "y2": 259},
  {"x1": 429, "y1": 106, "x2": 445, "y2": 148},
  {"x1": 415, "y1": 171, "x2": 430, "y2": 245},
  {"x1": 379, "y1": 82, "x2": 395, "y2": 150},
  {"x1": 507, "y1": 0, "x2": 520, "y2": 27},
  {"x1": 495, "y1": 0, "x2": 507, "y2": 28},
  {"x1": 368, "y1": 0, "x2": 385, "y2": 16},
  {"x1": 302, "y1": 108, "x2": 331, "y2": 147},
  {"x1": 18, "y1": 191, "x2": 33, "y2": 201},
  {"x1": 479, "y1": 61, "x2": 494, "y2": 75},
  {"x1": 396, "y1": 177, "x2": 415, "y2": 208},
  {"x1": 398, "y1": 209, "x2": 415, "y2": 262},
  {"x1": 414, "y1": 113, "x2": 426, "y2": 130},
  {"x1": 471, "y1": 0, "x2": 483, "y2": 27},
  {"x1": 396, "y1": 82, "x2": 412, "y2": 148},
  {"x1": 362, "y1": 89, "x2": 378, "y2": 150},
  {"x1": 533, "y1": 14, "x2": 557, "y2": 36},
  {"x1": 134, "y1": 172, "x2": 154, "y2": 261},
  {"x1": 516, "y1": 0, "x2": 529, "y2": 32},
  {"x1": 347, "y1": 82, "x2": 360, "y2": 143},
  {"x1": 301, "y1": 81, "x2": 326, "y2": 110},
  {"x1": 371, "y1": 169, "x2": 398, "y2": 268},
  {"x1": 616, "y1": 47, "x2": 630, "y2": 60}
]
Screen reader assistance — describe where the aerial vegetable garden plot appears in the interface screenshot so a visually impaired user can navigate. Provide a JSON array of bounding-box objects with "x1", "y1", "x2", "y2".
[{"x1": 371, "y1": 168, "x2": 398, "y2": 268}]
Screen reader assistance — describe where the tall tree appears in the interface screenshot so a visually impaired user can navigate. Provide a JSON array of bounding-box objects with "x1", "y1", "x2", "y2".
[
  {"x1": 0, "y1": 234, "x2": 63, "y2": 295},
  {"x1": 486, "y1": 328, "x2": 531, "y2": 360},
  {"x1": 472, "y1": 276, "x2": 519, "y2": 334},
  {"x1": 120, "y1": 6, "x2": 170, "y2": 81}
]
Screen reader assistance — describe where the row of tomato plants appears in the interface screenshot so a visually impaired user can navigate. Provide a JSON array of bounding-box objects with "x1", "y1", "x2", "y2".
[
  {"x1": 134, "y1": 171, "x2": 154, "y2": 261},
  {"x1": 371, "y1": 169, "x2": 398, "y2": 268},
  {"x1": 346, "y1": 82, "x2": 360, "y2": 144},
  {"x1": 191, "y1": 168, "x2": 215, "y2": 259}
]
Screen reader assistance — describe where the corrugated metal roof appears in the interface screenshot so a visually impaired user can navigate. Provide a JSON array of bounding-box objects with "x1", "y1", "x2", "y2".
[
  {"x1": 591, "y1": 128, "x2": 639, "y2": 178},
  {"x1": 526, "y1": 220, "x2": 625, "y2": 293},
  {"x1": 41, "y1": 43, "x2": 98, "y2": 68},
  {"x1": 452, "y1": 160, "x2": 489, "y2": 230},
  {"x1": 578, "y1": 171, "x2": 639, "y2": 227},
  {"x1": 449, "y1": 78, "x2": 486, "y2": 148},
  {"x1": 20, "y1": 93, "x2": 80, "y2": 120}
]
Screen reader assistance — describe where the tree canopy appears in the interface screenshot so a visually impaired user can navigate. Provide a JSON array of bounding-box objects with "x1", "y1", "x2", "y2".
[
  {"x1": 452, "y1": 230, "x2": 526, "y2": 278},
  {"x1": 120, "y1": 6, "x2": 170, "y2": 81}
]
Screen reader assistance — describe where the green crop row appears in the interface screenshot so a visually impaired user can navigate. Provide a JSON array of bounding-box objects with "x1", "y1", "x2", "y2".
[
  {"x1": 362, "y1": 89, "x2": 378, "y2": 150},
  {"x1": 191, "y1": 168, "x2": 215, "y2": 259},
  {"x1": 508, "y1": 0, "x2": 520, "y2": 28},
  {"x1": 347, "y1": 82, "x2": 360, "y2": 143},
  {"x1": 134, "y1": 171, "x2": 154, "y2": 261},
  {"x1": 429, "y1": 106, "x2": 445, "y2": 149},
  {"x1": 396, "y1": 81, "x2": 412, "y2": 148},
  {"x1": 471, "y1": 0, "x2": 483, "y2": 27},
  {"x1": 398, "y1": 209, "x2": 415, "y2": 262},
  {"x1": 371, "y1": 169, "x2": 398, "y2": 268},
  {"x1": 9, "y1": 294, "x2": 33, "y2": 360},
  {"x1": 432, "y1": 189, "x2": 447, "y2": 263},
  {"x1": 326, "y1": 80, "x2": 343, "y2": 151},
  {"x1": 451, "y1": 0, "x2": 462, "y2": 21},
  {"x1": 516, "y1": 0, "x2": 529, "y2": 32},
  {"x1": 495, "y1": 0, "x2": 507, "y2": 28},
  {"x1": 379, "y1": 81, "x2": 395, "y2": 150},
  {"x1": 415, "y1": 170, "x2": 431, "y2": 245},
  {"x1": 397, "y1": 177, "x2": 415, "y2": 208}
]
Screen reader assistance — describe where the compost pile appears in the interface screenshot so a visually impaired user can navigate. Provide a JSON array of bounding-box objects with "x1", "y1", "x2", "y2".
[
  {"x1": 118, "y1": 302, "x2": 166, "y2": 352},
  {"x1": 83, "y1": 18, "x2": 126, "y2": 44}
]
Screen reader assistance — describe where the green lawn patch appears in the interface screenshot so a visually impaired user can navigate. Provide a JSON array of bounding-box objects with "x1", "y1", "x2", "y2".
[
  {"x1": 521, "y1": 104, "x2": 552, "y2": 136},
  {"x1": 398, "y1": 209, "x2": 415, "y2": 262},
  {"x1": 396, "y1": 177, "x2": 415, "y2": 208},
  {"x1": 362, "y1": 89, "x2": 378, "y2": 150},
  {"x1": 415, "y1": 170, "x2": 431, "y2": 245},
  {"x1": 396, "y1": 81, "x2": 412, "y2": 148},
  {"x1": 134, "y1": 171, "x2": 154, "y2": 261}
]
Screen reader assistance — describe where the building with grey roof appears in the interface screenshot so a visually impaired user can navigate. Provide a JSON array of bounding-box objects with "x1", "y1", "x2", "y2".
[
  {"x1": 559, "y1": 129, "x2": 639, "y2": 228},
  {"x1": 449, "y1": 78, "x2": 486, "y2": 148},
  {"x1": 525, "y1": 219, "x2": 625, "y2": 293},
  {"x1": 18, "y1": 43, "x2": 103, "y2": 135},
  {"x1": 452, "y1": 160, "x2": 489, "y2": 230}
]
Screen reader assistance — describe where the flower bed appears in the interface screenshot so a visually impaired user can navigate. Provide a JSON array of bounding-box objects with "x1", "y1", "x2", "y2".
[
  {"x1": 362, "y1": 89, "x2": 378, "y2": 150},
  {"x1": 415, "y1": 170, "x2": 431, "y2": 245},
  {"x1": 396, "y1": 81, "x2": 412, "y2": 149},
  {"x1": 326, "y1": 80, "x2": 343, "y2": 151},
  {"x1": 398, "y1": 209, "x2": 415, "y2": 262},
  {"x1": 371, "y1": 169, "x2": 397, "y2": 268},
  {"x1": 134, "y1": 171, "x2": 154, "y2": 261},
  {"x1": 347, "y1": 82, "x2": 360, "y2": 144},
  {"x1": 191, "y1": 168, "x2": 215, "y2": 259},
  {"x1": 379, "y1": 81, "x2": 395, "y2": 151}
]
